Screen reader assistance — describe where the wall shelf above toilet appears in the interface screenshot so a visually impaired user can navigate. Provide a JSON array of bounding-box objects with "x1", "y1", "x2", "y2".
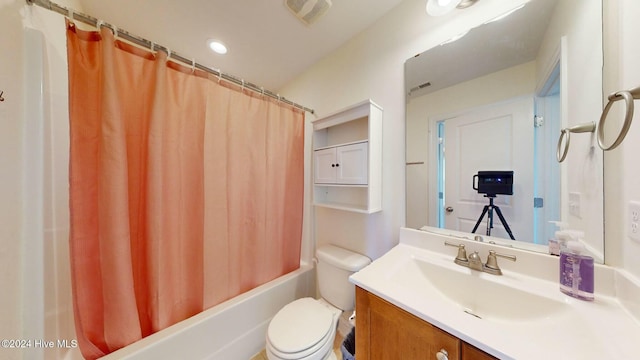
[{"x1": 312, "y1": 99, "x2": 383, "y2": 214}]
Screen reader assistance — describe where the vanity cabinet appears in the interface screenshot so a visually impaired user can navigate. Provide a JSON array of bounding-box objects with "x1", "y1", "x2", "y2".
[
  {"x1": 355, "y1": 287, "x2": 497, "y2": 360},
  {"x1": 312, "y1": 100, "x2": 382, "y2": 213}
]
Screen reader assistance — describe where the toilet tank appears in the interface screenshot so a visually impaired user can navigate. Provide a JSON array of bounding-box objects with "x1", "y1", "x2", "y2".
[{"x1": 316, "y1": 245, "x2": 371, "y2": 311}]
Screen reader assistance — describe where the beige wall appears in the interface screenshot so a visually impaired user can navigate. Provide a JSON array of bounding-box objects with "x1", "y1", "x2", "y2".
[
  {"x1": 282, "y1": 0, "x2": 637, "y2": 278},
  {"x1": 281, "y1": 0, "x2": 530, "y2": 260}
]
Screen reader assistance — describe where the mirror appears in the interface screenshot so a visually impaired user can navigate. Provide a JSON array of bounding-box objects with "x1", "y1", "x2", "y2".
[{"x1": 405, "y1": 0, "x2": 604, "y2": 262}]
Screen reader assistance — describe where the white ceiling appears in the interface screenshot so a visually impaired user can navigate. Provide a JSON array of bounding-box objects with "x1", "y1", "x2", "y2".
[{"x1": 78, "y1": 0, "x2": 404, "y2": 91}]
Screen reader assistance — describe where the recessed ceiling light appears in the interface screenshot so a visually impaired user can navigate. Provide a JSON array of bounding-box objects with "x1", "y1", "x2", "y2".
[{"x1": 208, "y1": 40, "x2": 228, "y2": 55}]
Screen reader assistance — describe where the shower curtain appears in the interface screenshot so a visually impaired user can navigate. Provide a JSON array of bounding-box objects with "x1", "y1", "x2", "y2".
[{"x1": 66, "y1": 21, "x2": 304, "y2": 359}]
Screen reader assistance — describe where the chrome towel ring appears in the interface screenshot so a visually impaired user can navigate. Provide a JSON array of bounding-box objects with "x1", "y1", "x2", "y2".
[
  {"x1": 597, "y1": 86, "x2": 640, "y2": 151},
  {"x1": 556, "y1": 122, "x2": 596, "y2": 163}
]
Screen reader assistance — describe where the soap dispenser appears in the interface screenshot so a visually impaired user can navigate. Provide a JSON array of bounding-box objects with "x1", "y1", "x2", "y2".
[
  {"x1": 559, "y1": 240, "x2": 594, "y2": 301},
  {"x1": 548, "y1": 221, "x2": 569, "y2": 255}
]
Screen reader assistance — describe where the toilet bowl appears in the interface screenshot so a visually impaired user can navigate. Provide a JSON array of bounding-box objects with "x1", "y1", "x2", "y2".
[
  {"x1": 265, "y1": 245, "x2": 371, "y2": 360},
  {"x1": 266, "y1": 298, "x2": 340, "y2": 360}
]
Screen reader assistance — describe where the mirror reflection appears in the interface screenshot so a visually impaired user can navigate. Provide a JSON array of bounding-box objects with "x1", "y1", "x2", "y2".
[{"x1": 405, "y1": 0, "x2": 604, "y2": 262}]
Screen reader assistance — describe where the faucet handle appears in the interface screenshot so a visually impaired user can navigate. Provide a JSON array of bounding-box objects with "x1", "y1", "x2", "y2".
[
  {"x1": 484, "y1": 250, "x2": 516, "y2": 275},
  {"x1": 444, "y1": 241, "x2": 468, "y2": 266}
]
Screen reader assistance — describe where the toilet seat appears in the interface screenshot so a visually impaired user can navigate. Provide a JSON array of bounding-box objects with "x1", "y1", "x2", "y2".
[{"x1": 266, "y1": 298, "x2": 339, "y2": 360}]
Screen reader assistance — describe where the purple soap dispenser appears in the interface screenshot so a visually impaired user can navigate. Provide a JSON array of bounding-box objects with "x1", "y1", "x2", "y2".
[{"x1": 559, "y1": 240, "x2": 594, "y2": 301}]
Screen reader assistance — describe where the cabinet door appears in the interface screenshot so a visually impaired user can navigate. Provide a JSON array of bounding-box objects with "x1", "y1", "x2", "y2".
[
  {"x1": 336, "y1": 142, "x2": 368, "y2": 185},
  {"x1": 356, "y1": 287, "x2": 460, "y2": 360},
  {"x1": 314, "y1": 148, "x2": 337, "y2": 184}
]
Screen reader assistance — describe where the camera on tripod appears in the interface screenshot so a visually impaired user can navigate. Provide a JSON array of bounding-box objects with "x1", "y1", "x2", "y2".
[
  {"x1": 471, "y1": 170, "x2": 515, "y2": 240},
  {"x1": 473, "y1": 171, "x2": 513, "y2": 196}
]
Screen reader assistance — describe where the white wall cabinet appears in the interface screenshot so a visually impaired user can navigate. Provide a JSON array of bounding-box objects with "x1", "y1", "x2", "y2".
[
  {"x1": 312, "y1": 99, "x2": 382, "y2": 213},
  {"x1": 314, "y1": 142, "x2": 368, "y2": 185}
]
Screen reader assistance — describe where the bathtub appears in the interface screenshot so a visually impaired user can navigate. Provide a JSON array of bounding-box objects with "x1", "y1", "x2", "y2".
[{"x1": 101, "y1": 264, "x2": 315, "y2": 360}]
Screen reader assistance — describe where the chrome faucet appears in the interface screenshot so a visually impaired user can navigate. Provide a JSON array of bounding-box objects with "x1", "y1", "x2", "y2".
[
  {"x1": 444, "y1": 241, "x2": 469, "y2": 267},
  {"x1": 467, "y1": 251, "x2": 484, "y2": 271},
  {"x1": 483, "y1": 250, "x2": 516, "y2": 275},
  {"x1": 445, "y1": 242, "x2": 516, "y2": 275}
]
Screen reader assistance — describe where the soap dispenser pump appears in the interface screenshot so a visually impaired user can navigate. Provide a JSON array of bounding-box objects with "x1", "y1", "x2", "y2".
[
  {"x1": 559, "y1": 240, "x2": 594, "y2": 301},
  {"x1": 548, "y1": 221, "x2": 569, "y2": 255}
]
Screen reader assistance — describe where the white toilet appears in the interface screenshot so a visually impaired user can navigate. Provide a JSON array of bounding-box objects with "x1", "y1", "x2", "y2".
[{"x1": 266, "y1": 244, "x2": 371, "y2": 360}]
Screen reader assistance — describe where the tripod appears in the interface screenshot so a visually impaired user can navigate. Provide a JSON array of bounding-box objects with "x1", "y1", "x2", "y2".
[{"x1": 471, "y1": 194, "x2": 515, "y2": 240}]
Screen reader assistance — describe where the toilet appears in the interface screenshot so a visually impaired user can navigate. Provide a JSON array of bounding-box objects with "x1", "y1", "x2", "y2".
[{"x1": 265, "y1": 244, "x2": 371, "y2": 360}]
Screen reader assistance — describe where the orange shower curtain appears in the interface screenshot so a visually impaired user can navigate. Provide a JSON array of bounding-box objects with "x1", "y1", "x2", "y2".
[{"x1": 66, "y1": 22, "x2": 304, "y2": 359}]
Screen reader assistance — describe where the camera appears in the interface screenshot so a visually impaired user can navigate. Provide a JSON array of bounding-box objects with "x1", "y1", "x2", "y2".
[{"x1": 473, "y1": 171, "x2": 513, "y2": 196}]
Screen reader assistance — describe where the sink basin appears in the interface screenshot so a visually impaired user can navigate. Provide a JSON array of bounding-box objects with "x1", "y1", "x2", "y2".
[
  {"x1": 349, "y1": 228, "x2": 640, "y2": 360},
  {"x1": 387, "y1": 253, "x2": 569, "y2": 322}
]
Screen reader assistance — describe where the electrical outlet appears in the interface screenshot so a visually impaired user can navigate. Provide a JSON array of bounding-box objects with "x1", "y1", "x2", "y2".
[{"x1": 629, "y1": 201, "x2": 640, "y2": 242}]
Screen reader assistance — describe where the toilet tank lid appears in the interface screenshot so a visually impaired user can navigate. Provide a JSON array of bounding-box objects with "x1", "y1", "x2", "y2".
[{"x1": 316, "y1": 245, "x2": 371, "y2": 272}]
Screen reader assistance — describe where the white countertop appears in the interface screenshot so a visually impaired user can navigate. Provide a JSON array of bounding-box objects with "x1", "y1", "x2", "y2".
[{"x1": 349, "y1": 228, "x2": 640, "y2": 360}]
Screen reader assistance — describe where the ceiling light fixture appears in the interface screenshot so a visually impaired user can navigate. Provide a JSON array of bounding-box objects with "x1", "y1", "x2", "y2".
[
  {"x1": 426, "y1": 0, "x2": 479, "y2": 16},
  {"x1": 208, "y1": 40, "x2": 228, "y2": 55}
]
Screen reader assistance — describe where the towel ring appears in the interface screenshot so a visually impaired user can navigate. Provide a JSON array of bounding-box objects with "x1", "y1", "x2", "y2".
[
  {"x1": 596, "y1": 86, "x2": 640, "y2": 151},
  {"x1": 556, "y1": 122, "x2": 596, "y2": 163}
]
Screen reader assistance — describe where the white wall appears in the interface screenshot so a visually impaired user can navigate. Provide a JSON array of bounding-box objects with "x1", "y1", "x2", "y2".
[
  {"x1": 0, "y1": 2, "x2": 27, "y2": 358},
  {"x1": 539, "y1": 0, "x2": 604, "y2": 260},
  {"x1": 603, "y1": 0, "x2": 640, "y2": 278},
  {"x1": 25, "y1": 3, "x2": 85, "y2": 358},
  {"x1": 0, "y1": 1, "x2": 83, "y2": 359},
  {"x1": 281, "y1": 0, "x2": 530, "y2": 260}
]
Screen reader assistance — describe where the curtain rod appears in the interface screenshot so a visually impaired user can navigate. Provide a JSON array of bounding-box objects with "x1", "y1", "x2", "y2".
[{"x1": 26, "y1": 0, "x2": 315, "y2": 114}]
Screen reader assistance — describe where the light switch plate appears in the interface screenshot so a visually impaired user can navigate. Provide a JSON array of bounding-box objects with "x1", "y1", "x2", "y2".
[
  {"x1": 569, "y1": 192, "x2": 581, "y2": 218},
  {"x1": 629, "y1": 201, "x2": 640, "y2": 242}
]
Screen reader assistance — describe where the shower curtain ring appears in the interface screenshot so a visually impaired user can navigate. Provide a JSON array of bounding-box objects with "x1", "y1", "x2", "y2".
[
  {"x1": 0, "y1": 91, "x2": 4, "y2": 102},
  {"x1": 191, "y1": 58, "x2": 196, "y2": 73}
]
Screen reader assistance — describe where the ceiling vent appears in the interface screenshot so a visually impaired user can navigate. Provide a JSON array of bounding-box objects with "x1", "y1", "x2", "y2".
[{"x1": 285, "y1": 0, "x2": 332, "y2": 25}]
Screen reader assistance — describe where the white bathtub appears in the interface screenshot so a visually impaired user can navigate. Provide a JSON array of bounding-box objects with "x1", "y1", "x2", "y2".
[{"x1": 101, "y1": 264, "x2": 315, "y2": 360}]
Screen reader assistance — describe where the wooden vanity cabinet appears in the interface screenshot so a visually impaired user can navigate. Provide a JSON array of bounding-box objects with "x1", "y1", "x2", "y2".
[{"x1": 355, "y1": 287, "x2": 497, "y2": 360}]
